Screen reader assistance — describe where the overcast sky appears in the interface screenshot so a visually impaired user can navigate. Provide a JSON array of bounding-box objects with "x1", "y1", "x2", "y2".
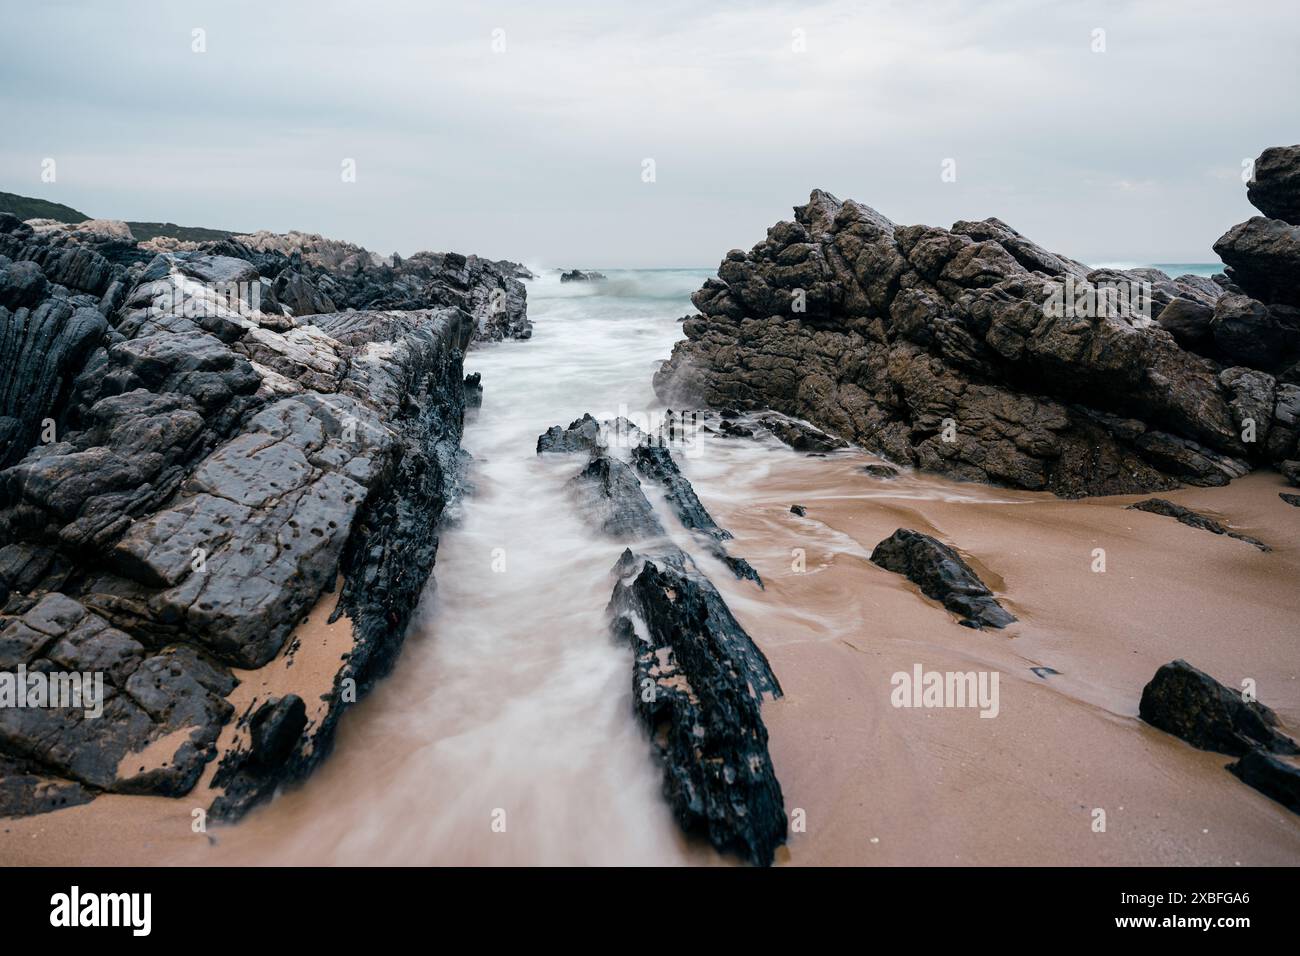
[{"x1": 2, "y1": 0, "x2": 1297, "y2": 267}]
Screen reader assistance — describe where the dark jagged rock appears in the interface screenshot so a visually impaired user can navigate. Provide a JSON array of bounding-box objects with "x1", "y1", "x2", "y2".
[
  {"x1": 248, "y1": 695, "x2": 308, "y2": 767},
  {"x1": 1127, "y1": 498, "x2": 1269, "y2": 551},
  {"x1": 1228, "y1": 749, "x2": 1300, "y2": 814},
  {"x1": 655, "y1": 165, "x2": 1300, "y2": 496},
  {"x1": 1209, "y1": 292, "x2": 1300, "y2": 370},
  {"x1": 0, "y1": 215, "x2": 484, "y2": 819},
  {"x1": 869, "y1": 529, "x2": 1016, "y2": 629},
  {"x1": 1247, "y1": 145, "x2": 1300, "y2": 225},
  {"x1": 567, "y1": 455, "x2": 665, "y2": 540},
  {"x1": 559, "y1": 269, "x2": 606, "y2": 282},
  {"x1": 1281, "y1": 492, "x2": 1300, "y2": 507},
  {"x1": 463, "y1": 371, "x2": 483, "y2": 409},
  {"x1": 790, "y1": 504, "x2": 806, "y2": 516},
  {"x1": 607, "y1": 547, "x2": 786, "y2": 866},
  {"x1": 546, "y1": 411, "x2": 786, "y2": 864},
  {"x1": 630, "y1": 443, "x2": 729, "y2": 540},
  {"x1": 1214, "y1": 219, "x2": 1300, "y2": 310},
  {"x1": 1139, "y1": 659, "x2": 1298, "y2": 757},
  {"x1": 536, "y1": 413, "x2": 603, "y2": 455},
  {"x1": 1156, "y1": 296, "x2": 1216, "y2": 353}
]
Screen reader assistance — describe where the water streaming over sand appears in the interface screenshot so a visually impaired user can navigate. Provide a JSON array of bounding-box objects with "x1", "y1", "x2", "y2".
[{"x1": 196, "y1": 269, "x2": 725, "y2": 864}]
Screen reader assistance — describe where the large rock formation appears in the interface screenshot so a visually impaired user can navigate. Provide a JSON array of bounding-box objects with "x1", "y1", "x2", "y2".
[
  {"x1": 656, "y1": 146, "x2": 1300, "y2": 496},
  {"x1": 0, "y1": 211, "x2": 485, "y2": 818}
]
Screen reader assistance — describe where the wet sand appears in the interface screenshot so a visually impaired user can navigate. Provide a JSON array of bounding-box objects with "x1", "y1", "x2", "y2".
[
  {"x1": 691, "y1": 454, "x2": 1300, "y2": 866},
  {"x1": 4, "y1": 445, "x2": 1297, "y2": 866}
]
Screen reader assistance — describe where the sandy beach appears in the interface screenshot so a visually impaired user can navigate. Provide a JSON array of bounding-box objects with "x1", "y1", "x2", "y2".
[{"x1": 4, "y1": 443, "x2": 1297, "y2": 867}]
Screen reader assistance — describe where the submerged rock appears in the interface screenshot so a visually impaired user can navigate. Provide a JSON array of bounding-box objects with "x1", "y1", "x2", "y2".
[
  {"x1": 869, "y1": 529, "x2": 1016, "y2": 629},
  {"x1": 630, "y1": 442, "x2": 762, "y2": 586},
  {"x1": 1126, "y1": 498, "x2": 1269, "y2": 551},
  {"x1": 1139, "y1": 660, "x2": 1298, "y2": 757},
  {"x1": 608, "y1": 548, "x2": 786, "y2": 866},
  {"x1": 559, "y1": 269, "x2": 606, "y2": 282},
  {"x1": 568, "y1": 454, "x2": 665, "y2": 540}
]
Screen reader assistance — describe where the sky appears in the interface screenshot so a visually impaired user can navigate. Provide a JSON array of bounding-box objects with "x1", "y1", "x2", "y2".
[{"x1": 1, "y1": 0, "x2": 1297, "y2": 268}]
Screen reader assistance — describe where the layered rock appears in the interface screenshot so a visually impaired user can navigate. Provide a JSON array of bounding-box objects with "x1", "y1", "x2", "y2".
[
  {"x1": 538, "y1": 415, "x2": 786, "y2": 865},
  {"x1": 0, "y1": 214, "x2": 481, "y2": 818},
  {"x1": 656, "y1": 147, "x2": 1300, "y2": 495}
]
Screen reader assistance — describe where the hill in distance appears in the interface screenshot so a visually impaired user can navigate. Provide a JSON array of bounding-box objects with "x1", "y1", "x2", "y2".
[{"x1": 0, "y1": 189, "x2": 237, "y2": 243}]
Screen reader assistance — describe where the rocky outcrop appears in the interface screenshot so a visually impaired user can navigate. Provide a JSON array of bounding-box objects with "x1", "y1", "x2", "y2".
[
  {"x1": 539, "y1": 415, "x2": 786, "y2": 865},
  {"x1": 0, "y1": 214, "x2": 483, "y2": 819},
  {"x1": 656, "y1": 146, "x2": 1300, "y2": 496},
  {"x1": 1246, "y1": 145, "x2": 1300, "y2": 225},
  {"x1": 869, "y1": 529, "x2": 1015, "y2": 629},
  {"x1": 608, "y1": 548, "x2": 786, "y2": 866},
  {"x1": 1126, "y1": 498, "x2": 1269, "y2": 551},
  {"x1": 560, "y1": 269, "x2": 606, "y2": 282},
  {"x1": 1140, "y1": 660, "x2": 1300, "y2": 816}
]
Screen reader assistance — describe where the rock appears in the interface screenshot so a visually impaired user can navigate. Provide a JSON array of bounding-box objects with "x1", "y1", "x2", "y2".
[
  {"x1": 869, "y1": 529, "x2": 1016, "y2": 629},
  {"x1": 608, "y1": 548, "x2": 786, "y2": 866},
  {"x1": 271, "y1": 269, "x2": 335, "y2": 317},
  {"x1": 790, "y1": 504, "x2": 807, "y2": 516},
  {"x1": 758, "y1": 413, "x2": 848, "y2": 452},
  {"x1": 656, "y1": 171, "x2": 1297, "y2": 496},
  {"x1": 629, "y1": 442, "x2": 762, "y2": 586},
  {"x1": 861, "y1": 463, "x2": 899, "y2": 479},
  {"x1": 1213, "y1": 217, "x2": 1300, "y2": 309},
  {"x1": 1156, "y1": 297, "x2": 1217, "y2": 353},
  {"x1": 1126, "y1": 498, "x2": 1269, "y2": 551},
  {"x1": 1227, "y1": 749, "x2": 1300, "y2": 814},
  {"x1": 559, "y1": 269, "x2": 606, "y2": 282},
  {"x1": 1139, "y1": 659, "x2": 1298, "y2": 757},
  {"x1": 0, "y1": 594, "x2": 233, "y2": 804},
  {"x1": 1281, "y1": 492, "x2": 1300, "y2": 507},
  {"x1": 630, "y1": 443, "x2": 730, "y2": 541},
  {"x1": 249, "y1": 695, "x2": 307, "y2": 767},
  {"x1": 568, "y1": 455, "x2": 665, "y2": 540},
  {"x1": 0, "y1": 214, "x2": 485, "y2": 821},
  {"x1": 1246, "y1": 145, "x2": 1300, "y2": 225},
  {"x1": 536, "y1": 413, "x2": 603, "y2": 455},
  {"x1": 463, "y1": 371, "x2": 483, "y2": 409},
  {"x1": 1210, "y1": 293, "x2": 1300, "y2": 371}
]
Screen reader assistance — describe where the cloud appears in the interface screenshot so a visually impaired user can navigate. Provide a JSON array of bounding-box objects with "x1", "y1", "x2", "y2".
[{"x1": 1, "y1": 0, "x2": 1297, "y2": 266}]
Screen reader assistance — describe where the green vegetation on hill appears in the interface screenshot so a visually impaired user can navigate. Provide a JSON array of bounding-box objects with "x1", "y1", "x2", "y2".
[
  {"x1": 124, "y1": 221, "x2": 235, "y2": 242},
  {"x1": 0, "y1": 190, "x2": 90, "y2": 223},
  {"x1": 0, "y1": 189, "x2": 238, "y2": 242}
]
